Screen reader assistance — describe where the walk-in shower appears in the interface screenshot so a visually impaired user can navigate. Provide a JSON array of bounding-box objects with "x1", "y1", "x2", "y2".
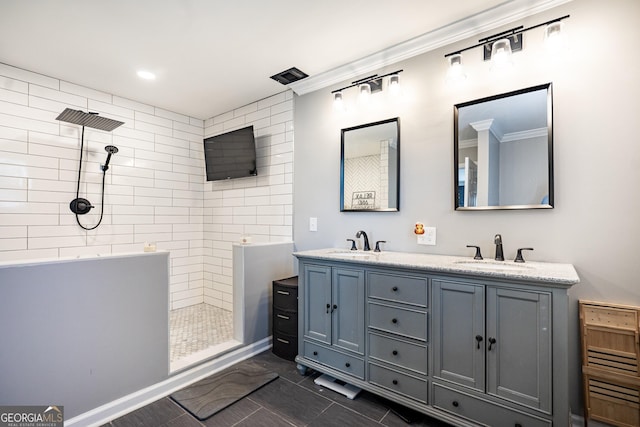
[{"x1": 56, "y1": 108, "x2": 124, "y2": 230}]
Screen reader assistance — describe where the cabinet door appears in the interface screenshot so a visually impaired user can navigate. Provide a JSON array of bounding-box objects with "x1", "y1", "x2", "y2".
[
  {"x1": 433, "y1": 280, "x2": 485, "y2": 392},
  {"x1": 332, "y1": 268, "x2": 365, "y2": 354},
  {"x1": 303, "y1": 264, "x2": 332, "y2": 345},
  {"x1": 487, "y1": 287, "x2": 551, "y2": 412}
]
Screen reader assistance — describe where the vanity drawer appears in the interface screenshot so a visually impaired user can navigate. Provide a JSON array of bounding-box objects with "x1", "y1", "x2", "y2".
[
  {"x1": 273, "y1": 308, "x2": 297, "y2": 336},
  {"x1": 368, "y1": 362, "x2": 428, "y2": 403},
  {"x1": 368, "y1": 272, "x2": 428, "y2": 308},
  {"x1": 303, "y1": 340, "x2": 364, "y2": 379},
  {"x1": 368, "y1": 302, "x2": 427, "y2": 342},
  {"x1": 433, "y1": 383, "x2": 551, "y2": 427},
  {"x1": 369, "y1": 332, "x2": 428, "y2": 375}
]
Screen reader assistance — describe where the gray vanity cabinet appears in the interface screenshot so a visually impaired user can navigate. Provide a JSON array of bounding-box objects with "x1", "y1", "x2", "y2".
[
  {"x1": 294, "y1": 249, "x2": 577, "y2": 427},
  {"x1": 301, "y1": 262, "x2": 366, "y2": 377},
  {"x1": 433, "y1": 279, "x2": 552, "y2": 424}
]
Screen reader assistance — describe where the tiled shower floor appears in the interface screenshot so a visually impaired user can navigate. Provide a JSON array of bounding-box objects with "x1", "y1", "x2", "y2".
[{"x1": 169, "y1": 303, "x2": 234, "y2": 364}]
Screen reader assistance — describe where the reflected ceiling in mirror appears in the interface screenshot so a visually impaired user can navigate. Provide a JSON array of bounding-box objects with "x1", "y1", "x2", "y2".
[
  {"x1": 341, "y1": 118, "x2": 400, "y2": 212},
  {"x1": 454, "y1": 83, "x2": 553, "y2": 211}
]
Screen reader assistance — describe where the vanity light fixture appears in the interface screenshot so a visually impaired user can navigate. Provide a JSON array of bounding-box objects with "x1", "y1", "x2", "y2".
[
  {"x1": 444, "y1": 15, "x2": 569, "y2": 73},
  {"x1": 330, "y1": 69, "x2": 403, "y2": 105}
]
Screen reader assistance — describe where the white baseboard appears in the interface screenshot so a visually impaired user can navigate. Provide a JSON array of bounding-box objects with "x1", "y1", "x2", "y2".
[{"x1": 65, "y1": 337, "x2": 272, "y2": 427}]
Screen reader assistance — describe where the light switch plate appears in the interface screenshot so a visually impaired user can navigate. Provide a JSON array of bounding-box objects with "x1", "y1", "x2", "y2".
[
  {"x1": 309, "y1": 217, "x2": 318, "y2": 232},
  {"x1": 417, "y1": 227, "x2": 436, "y2": 245}
]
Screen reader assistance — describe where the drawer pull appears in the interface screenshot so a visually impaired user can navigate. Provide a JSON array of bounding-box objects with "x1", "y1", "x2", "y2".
[
  {"x1": 392, "y1": 379, "x2": 398, "y2": 385},
  {"x1": 515, "y1": 424, "x2": 522, "y2": 427},
  {"x1": 277, "y1": 314, "x2": 290, "y2": 320},
  {"x1": 313, "y1": 351, "x2": 318, "y2": 356},
  {"x1": 345, "y1": 362, "x2": 351, "y2": 368},
  {"x1": 452, "y1": 400, "x2": 459, "y2": 407},
  {"x1": 392, "y1": 318, "x2": 398, "y2": 324},
  {"x1": 326, "y1": 303, "x2": 330, "y2": 313},
  {"x1": 392, "y1": 350, "x2": 398, "y2": 356},
  {"x1": 277, "y1": 290, "x2": 290, "y2": 295},
  {"x1": 276, "y1": 338, "x2": 290, "y2": 344},
  {"x1": 392, "y1": 286, "x2": 398, "y2": 292}
]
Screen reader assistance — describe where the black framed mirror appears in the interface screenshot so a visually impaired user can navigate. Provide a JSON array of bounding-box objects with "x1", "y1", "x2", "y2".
[
  {"x1": 340, "y1": 118, "x2": 400, "y2": 212},
  {"x1": 454, "y1": 83, "x2": 553, "y2": 210}
]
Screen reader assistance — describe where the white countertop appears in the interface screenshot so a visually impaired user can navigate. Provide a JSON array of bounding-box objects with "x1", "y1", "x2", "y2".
[{"x1": 294, "y1": 248, "x2": 580, "y2": 286}]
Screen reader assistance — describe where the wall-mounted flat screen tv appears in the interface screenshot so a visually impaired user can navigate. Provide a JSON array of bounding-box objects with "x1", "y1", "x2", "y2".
[{"x1": 203, "y1": 125, "x2": 257, "y2": 181}]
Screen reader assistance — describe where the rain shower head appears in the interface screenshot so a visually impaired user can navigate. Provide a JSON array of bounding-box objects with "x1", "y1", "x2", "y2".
[{"x1": 56, "y1": 108, "x2": 124, "y2": 131}]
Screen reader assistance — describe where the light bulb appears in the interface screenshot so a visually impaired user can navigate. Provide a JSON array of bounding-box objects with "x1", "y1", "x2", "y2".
[
  {"x1": 490, "y1": 39, "x2": 513, "y2": 70},
  {"x1": 333, "y1": 91, "x2": 345, "y2": 111},
  {"x1": 359, "y1": 83, "x2": 371, "y2": 102},
  {"x1": 446, "y1": 54, "x2": 467, "y2": 83},
  {"x1": 544, "y1": 21, "x2": 567, "y2": 54}
]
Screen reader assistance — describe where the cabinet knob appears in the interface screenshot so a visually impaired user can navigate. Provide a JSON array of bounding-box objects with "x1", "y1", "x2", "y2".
[
  {"x1": 392, "y1": 379, "x2": 398, "y2": 385},
  {"x1": 475, "y1": 335, "x2": 483, "y2": 349},
  {"x1": 392, "y1": 286, "x2": 398, "y2": 292},
  {"x1": 332, "y1": 304, "x2": 338, "y2": 313},
  {"x1": 391, "y1": 318, "x2": 398, "y2": 324},
  {"x1": 326, "y1": 303, "x2": 330, "y2": 314},
  {"x1": 488, "y1": 337, "x2": 497, "y2": 351},
  {"x1": 345, "y1": 362, "x2": 351, "y2": 368},
  {"x1": 392, "y1": 350, "x2": 398, "y2": 356},
  {"x1": 313, "y1": 351, "x2": 318, "y2": 356},
  {"x1": 452, "y1": 401, "x2": 459, "y2": 407}
]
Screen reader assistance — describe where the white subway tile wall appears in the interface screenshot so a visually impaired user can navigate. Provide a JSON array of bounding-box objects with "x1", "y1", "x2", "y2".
[
  {"x1": 203, "y1": 92, "x2": 294, "y2": 310},
  {"x1": 0, "y1": 63, "x2": 294, "y2": 310}
]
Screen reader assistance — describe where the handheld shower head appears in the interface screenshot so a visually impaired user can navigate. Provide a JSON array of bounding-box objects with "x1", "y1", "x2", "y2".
[{"x1": 102, "y1": 145, "x2": 119, "y2": 171}]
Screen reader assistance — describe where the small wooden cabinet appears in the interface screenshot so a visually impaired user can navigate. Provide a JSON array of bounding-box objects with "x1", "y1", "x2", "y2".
[
  {"x1": 580, "y1": 300, "x2": 640, "y2": 427},
  {"x1": 272, "y1": 276, "x2": 298, "y2": 361}
]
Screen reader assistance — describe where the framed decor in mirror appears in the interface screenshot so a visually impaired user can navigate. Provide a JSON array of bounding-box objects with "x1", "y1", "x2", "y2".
[
  {"x1": 454, "y1": 83, "x2": 553, "y2": 211},
  {"x1": 341, "y1": 118, "x2": 400, "y2": 212}
]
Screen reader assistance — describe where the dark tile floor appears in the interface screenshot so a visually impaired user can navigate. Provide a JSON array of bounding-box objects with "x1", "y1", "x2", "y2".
[{"x1": 103, "y1": 350, "x2": 451, "y2": 427}]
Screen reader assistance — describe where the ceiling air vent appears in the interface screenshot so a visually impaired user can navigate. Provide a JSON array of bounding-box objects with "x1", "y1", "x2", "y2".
[{"x1": 270, "y1": 67, "x2": 309, "y2": 85}]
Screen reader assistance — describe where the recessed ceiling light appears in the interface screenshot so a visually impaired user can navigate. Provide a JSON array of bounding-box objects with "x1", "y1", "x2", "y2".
[{"x1": 137, "y1": 70, "x2": 156, "y2": 80}]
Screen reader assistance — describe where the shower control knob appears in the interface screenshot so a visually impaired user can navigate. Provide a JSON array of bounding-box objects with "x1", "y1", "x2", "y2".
[{"x1": 70, "y1": 198, "x2": 94, "y2": 215}]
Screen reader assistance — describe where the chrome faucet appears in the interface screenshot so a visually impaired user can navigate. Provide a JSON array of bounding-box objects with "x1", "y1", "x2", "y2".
[
  {"x1": 356, "y1": 230, "x2": 371, "y2": 251},
  {"x1": 494, "y1": 234, "x2": 504, "y2": 261}
]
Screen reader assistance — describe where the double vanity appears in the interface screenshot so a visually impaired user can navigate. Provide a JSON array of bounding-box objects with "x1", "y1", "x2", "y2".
[{"x1": 293, "y1": 248, "x2": 579, "y2": 427}]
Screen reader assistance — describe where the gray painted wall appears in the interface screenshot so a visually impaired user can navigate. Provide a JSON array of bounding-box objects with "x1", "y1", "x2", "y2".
[
  {"x1": 0, "y1": 252, "x2": 169, "y2": 418},
  {"x1": 293, "y1": 0, "x2": 640, "y2": 413}
]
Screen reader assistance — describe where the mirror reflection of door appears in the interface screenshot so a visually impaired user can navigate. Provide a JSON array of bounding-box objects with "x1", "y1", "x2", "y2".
[
  {"x1": 463, "y1": 157, "x2": 478, "y2": 207},
  {"x1": 341, "y1": 118, "x2": 400, "y2": 212}
]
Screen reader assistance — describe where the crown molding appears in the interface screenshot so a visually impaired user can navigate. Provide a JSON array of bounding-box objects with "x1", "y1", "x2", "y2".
[{"x1": 289, "y1": 0, "x2": 571, "y2": 95}]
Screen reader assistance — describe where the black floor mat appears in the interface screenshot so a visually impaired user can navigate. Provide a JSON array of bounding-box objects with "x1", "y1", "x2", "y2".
[{"x1": 170, "y1": 361, "x2": 278, "y2": 420}]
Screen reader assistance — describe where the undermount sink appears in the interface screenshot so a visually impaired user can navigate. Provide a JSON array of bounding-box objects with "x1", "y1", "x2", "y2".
[{"x1": 454, "y1": 260, "x2": 532, "y2": 271}]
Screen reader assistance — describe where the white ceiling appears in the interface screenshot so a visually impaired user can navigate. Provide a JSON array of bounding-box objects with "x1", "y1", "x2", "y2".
[{"x1": 0, "y1": 0, "x2": 562, "y2": 120}]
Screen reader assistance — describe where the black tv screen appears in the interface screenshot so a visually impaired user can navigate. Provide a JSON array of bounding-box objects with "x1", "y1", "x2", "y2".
[{"x1": 203, "y1": 125, "x2": 257, "y2": 181}]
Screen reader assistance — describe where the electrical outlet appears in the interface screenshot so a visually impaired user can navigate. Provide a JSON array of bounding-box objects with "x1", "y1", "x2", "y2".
[
  {"x1": 309, "y1": 217, "x2": 318, "y2": 232},
  {"x1": 417, "y1": 227, "x2": 436, "y2": 245}
]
